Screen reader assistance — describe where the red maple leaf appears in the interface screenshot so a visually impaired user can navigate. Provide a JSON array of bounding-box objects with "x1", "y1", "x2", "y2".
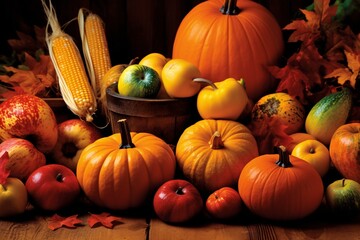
[
  {"x1": 269, "y1": 38, "x2": 333, "y2": 104},
  {"x1": 87, "y1": 212, "x2": 123, "y2": 229},
  {"x1": 249, "y1": 116, "x2": 293, "y2": 155},
  {"x1": 268, "y1": 62, "x2": 310, "y2": 103},
  {"x1": 47, "y1": 214, "x2": 83, "y2": 231},
  {"x1": 0, "y1": 152, "x2": 10, "y2": 185}
]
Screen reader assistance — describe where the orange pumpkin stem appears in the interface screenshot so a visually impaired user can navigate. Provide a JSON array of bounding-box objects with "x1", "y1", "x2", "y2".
[
  {"x1": 220, "y1": 0, "x2": 240, "y2": 15},
  {"x1": 275, "y1": 145, "x2": 293, "y2": 168},
  {"x1": 209, "y1": 131, "x2": 224, "y2": 149},
  {"x1": 118, "y1": 119, "x2": 135, "y2": 149}
]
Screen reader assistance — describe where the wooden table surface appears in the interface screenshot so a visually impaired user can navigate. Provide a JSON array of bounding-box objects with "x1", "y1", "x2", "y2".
[{"x1": 0, "y1": 199, "x2": 359, "y2": 240}]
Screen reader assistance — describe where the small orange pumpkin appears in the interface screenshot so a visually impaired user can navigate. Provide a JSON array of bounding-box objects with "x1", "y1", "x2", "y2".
[
  {"x1": 238, "y1": 146, "x2": 324, "y2": 221},
  {"x1": 176, "y1": 119, "x2": 258, "y2": 192},
  {"x1": 76, "y1": 119, "x2": 176, "y2": 210}
]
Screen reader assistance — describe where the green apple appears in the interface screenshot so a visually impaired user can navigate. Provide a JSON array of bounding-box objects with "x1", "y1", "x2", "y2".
[
  {"x1": 118, "y1": 64, "x2": 161, "y2": 98},
  {"x1": 325, "y1": 178, "x2": 360, "y2": 217},
  {"x1": 0, "y1": 177, "x2": 28, "y2": 218}
]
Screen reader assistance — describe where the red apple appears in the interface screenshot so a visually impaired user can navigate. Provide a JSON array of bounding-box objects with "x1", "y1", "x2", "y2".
[
  {"x1": 50, "y1": 119, "x2": 102, "y2": 172},
  {"x1": 153, "y1": 179, "x2": 203, "y2": 224},
  {"x1": 0, "y1": 94, "x2": 58, "y2": 154},
  {"x1": 205, "y1": 187, "x2": 242, "y2": 220},
  {"x1": 25, "y1": 164, "x2": 80, "y2": 211},
  {"x1": 0, "y1": 138, "x2": 46, "y2": 181},
  {"x1": 329, "y1": 123, "x2": 360, "y2": 183}
]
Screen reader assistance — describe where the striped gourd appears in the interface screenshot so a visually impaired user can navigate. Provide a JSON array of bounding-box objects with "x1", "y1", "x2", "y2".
[
  {"x1": 41, "y1": 0, "x2": 97, "y2": 122},
  {"x1": 78, "y1": 8, "x2": 112, "y2": 110}
]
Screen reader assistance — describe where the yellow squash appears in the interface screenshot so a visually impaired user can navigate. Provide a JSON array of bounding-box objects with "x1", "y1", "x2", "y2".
[{"x1": 194, "y1": 78, "x2": 248, "y2": 120}]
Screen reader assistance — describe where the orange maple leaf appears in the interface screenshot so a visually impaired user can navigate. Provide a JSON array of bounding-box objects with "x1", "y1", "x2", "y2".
[
  {"x1": 47, "y1": 214, "x2": 83, "y2": 231},
  {"x1": 87, "y1": 212, "x2": 123, "y2": 229},
  {"x1": 325, "y1": 50, "x2": 359, "y2": 88},
  {"x1": 0, "y1": 52, "x2": 56, "y2": 97},
  {"x1": 284, "y1": 0, "x2": 338, "y2": 43}
]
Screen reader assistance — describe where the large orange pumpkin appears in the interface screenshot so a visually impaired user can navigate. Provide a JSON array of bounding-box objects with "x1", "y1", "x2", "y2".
[
  {"x1": 238, "y1": 146, "x2": 324, "y2": 221},
  {"x1": 76, "y1": 119, "x2": 176, "y2": 210},
  {"x1": 176, "y1": 119, "x2": 259, "y2": 192},
  {"x1": 172, "y1": 0, "x2": 284, "y2": 101}
]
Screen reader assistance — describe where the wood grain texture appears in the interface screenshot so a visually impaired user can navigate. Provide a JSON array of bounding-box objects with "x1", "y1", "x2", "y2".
[
  {"x1": 0, "y1": 203, "x2": 149, "y2": 240},
  {"x1": 0, "y1": 190, "x2": 359, "y2": 240}
]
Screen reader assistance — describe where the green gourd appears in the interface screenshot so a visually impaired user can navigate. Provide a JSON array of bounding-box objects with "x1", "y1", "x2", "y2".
[{"x1": 305, "y1": 87, "x2": 352, "y2": 145}]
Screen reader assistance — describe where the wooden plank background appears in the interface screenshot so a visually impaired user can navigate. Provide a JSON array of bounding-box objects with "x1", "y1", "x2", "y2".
[{"x1": 1, "y1": 0, "x2": 314, "y2": 66}]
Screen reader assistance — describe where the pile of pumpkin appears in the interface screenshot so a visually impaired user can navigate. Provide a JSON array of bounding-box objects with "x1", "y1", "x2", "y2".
[
  {"x1": 75, "y1": 0, "x2": 360, "y2": 223},
  {"x1": 1, "y1": 0, "x2": 359, "y2": 225},
  {"x1": 75, "y1": 79, "x2": 358, "y2": 224}
]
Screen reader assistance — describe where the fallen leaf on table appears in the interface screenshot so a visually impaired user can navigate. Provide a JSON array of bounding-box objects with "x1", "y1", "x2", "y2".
[
  {"x1": 47, "y1": 214, "x2": 83, "y2": 231},
  {"x1": 88, "y1": 212, "x2": 123, "y2": 228}
]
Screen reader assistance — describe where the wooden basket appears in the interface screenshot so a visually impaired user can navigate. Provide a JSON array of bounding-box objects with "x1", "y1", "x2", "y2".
[{"x1": 106, "y1": 83, "x2": 199, "y2": 144}]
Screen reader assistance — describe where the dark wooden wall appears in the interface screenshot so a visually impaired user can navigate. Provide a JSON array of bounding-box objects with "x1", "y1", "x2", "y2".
[{"x1": 1, "y1": 0, "x2": 312, "y2": 65}]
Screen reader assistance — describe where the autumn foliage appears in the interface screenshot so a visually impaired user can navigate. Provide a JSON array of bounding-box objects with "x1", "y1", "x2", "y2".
[
  {"x1": 268, "y1": 0, "x2": 359, "y2": 106},
  {"x1": 0, "y1": 27, "x2": 58, "y2": 99},
  {"x1": 251, "y1": 0, "x2": 359, "y2": 153}
]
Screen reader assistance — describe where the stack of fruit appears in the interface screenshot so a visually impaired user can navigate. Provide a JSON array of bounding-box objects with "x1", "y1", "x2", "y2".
[
  {"x1": 110, "y1": 53, "x2": 202, "y2": 100},
  {"x1": 0, "y1": 0, "x2": 359, "y2": 228},
  {"x1": 0, "y1": 94, "x2": 103, "y2": 217}
]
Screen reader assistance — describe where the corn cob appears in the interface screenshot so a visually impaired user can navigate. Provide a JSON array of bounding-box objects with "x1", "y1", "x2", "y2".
[
  {"x1": 41, "y1": 0, "x2": 97, "y2": 122},
  {"x1": 78, "y1": 8, "x2": 112, "y2": 107}
]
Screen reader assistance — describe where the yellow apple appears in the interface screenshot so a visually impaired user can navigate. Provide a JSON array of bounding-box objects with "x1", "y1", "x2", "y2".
[
  {"x1": 287, "y1": 132, "x2": 316, "y2": 153},
  {"x1": 161, "y1": 58, "x2": 202, "y2": 98},
  {"x1": 291, "y1": 139, "x2": 330, "y2": 177},
  {"x1": 0, "y1": 177, "x2": 28, "y2": 218},
  {"x1": 139, "y1": 53, "x2": 168, "y2": 77},
  {"x1": 139, "y1": 53, "x2": 170, "y2": 98}
]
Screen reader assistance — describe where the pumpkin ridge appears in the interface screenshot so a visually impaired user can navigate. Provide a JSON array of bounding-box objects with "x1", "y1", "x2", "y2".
[
  {"x1": 105, "y1": 150, "x2": 123, "y2": 208},
  {"x1": 177, "y1": 119, "x2": 258, "y2": 192},
  {"x1": 134, "y1": 145, "x2": 171, "y2": 186},
  {"x1": 189, "y1": 147, "x2": 212, "y2": 188}
]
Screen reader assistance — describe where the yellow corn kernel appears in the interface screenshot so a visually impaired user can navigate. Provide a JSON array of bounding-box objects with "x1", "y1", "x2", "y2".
[
  {"x1": 42, "y1": 0, "x2": 97, "y2": 122},
  {"x1": 79, "y1": 8, "x2": 111, "y2": 99},
  {"x1": 51, "y1": 36, "x2": 97, "y2": 120}
]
